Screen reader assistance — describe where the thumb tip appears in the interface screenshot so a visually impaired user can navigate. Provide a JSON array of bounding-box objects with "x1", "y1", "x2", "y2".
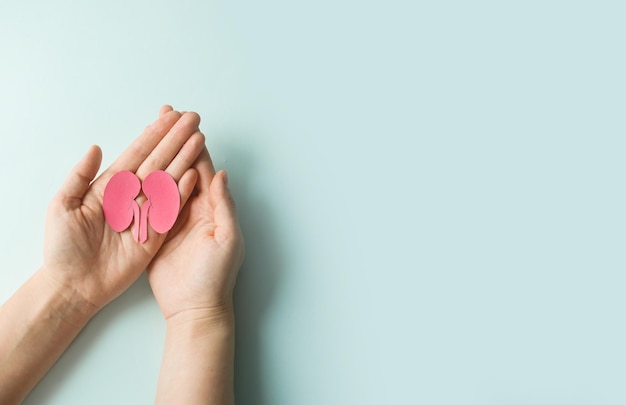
[{"x1": 89, "y1": 144, "x2": 102, "y2": 155}]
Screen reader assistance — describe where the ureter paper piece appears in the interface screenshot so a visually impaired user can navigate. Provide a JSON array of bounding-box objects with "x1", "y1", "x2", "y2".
[
  {"x1": 103, "y1": 170, "x2": 180, "y2": 243},
  {"x1": 132, "y1": 200, "x2": 140, "y2": 243},
  {"x1": 140, "y1": 201, "x2": 151, "y2": 244}
]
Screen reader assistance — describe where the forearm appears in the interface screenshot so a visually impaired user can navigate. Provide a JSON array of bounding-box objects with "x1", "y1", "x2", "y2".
[
  {"x1": 0, "y1": 269, "x2": 96, "y2": 404},
  {"x1": 156, "y1": 308, "x2": 235, "y2": 405}
]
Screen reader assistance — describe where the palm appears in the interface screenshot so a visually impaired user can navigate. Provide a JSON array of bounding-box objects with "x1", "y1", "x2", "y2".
[
  {"x1": 44, "y1": 180, "x2": 157, "y2": 306},
  {"x1": 147, "y1": 197, "x2": 213, "y2": 317}
]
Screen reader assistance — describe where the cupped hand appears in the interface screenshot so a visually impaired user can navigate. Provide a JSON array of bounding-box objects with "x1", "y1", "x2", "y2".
[
  {"x1": 42, "y1": 106, "x2": 205, "y2": 311},
  {"x1": 147, "y1": 107, "x2": 244, "y2": 322}
]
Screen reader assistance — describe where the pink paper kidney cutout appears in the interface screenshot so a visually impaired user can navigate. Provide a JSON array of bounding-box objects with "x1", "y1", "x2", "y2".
[
  {"x1": 102, "y1": 170, "x2": 180, "y2": 243},
  {"x1": 139, "y1": 170, "x2": 180, "y2": 243},
  {"x1": 102, "y1": 171, "x2": 141, "y2": 235}
]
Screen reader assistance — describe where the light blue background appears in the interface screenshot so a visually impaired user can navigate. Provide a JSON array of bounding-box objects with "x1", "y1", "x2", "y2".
[{"x1": 0, "y1": 1, "x2": 625, "y2": 404}]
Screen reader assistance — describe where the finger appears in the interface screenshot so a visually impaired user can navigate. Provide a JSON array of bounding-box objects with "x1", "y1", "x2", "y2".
[
  {"x1": 178, "y1": 168, "x2": 198, "y2": 210},
  {"x1": 58, "y1": 145, "x2": 103, "y2": 209},
  {"x1": 159, "y1": 105, "x2": 173, "y2": 117},
  {"x1": 194, "y1": 146, "x2": 217, "y2": 194},
  {"x1": 165, "y1": 131, "x2": 205, "y2": 180},
  {"x1": 209, "y1": 170, "x2": 241, "y2": 245},
  {"x1": 108, "y1": 110, "x2": 182, "y2": 174},
  {"x1": 135, "y1": 112, "x2": 201, "y2": 179}
]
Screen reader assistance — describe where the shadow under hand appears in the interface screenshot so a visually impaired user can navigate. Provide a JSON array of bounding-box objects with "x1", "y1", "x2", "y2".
[
  {"x1": 24, "y1": 274, "x2": 155, "y2": 404},
  {"x1": 219, "y1": 143, "x2": 284, "y2": 405}
]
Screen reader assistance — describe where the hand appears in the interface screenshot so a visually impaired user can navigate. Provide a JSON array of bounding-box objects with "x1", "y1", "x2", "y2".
[
  {"x1": 147, "y1": 107, "x2": 245, "y2": 323},
  {"x1": 41, "y1": 106, "x2": 205, "y2": 311}
]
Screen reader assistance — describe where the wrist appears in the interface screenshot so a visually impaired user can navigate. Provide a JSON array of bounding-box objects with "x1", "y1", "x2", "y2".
[
  {"x1": 35, "y1": 267, "x2": 99, "y2": 324},
  {"x1": 165, "y1": 305, "x2": 234, "y2": 336},
  {"x1": 158, "y1": 305, "x2": 235, "y2": 405}
]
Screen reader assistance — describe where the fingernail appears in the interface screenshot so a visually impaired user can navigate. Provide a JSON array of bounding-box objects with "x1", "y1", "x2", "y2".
[{"x1": 223, "y1": 170, "x2": 229, "y2": 186}]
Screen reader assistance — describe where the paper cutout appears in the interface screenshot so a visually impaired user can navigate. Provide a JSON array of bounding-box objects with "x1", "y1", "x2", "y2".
[{"x1": 103, "y1": 170, "x2": 180, "y2": 243}]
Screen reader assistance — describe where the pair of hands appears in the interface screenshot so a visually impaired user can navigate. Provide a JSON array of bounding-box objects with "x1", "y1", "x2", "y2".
[{"x1": 41, "y1": 106, "x2": 244, "y2": 324}]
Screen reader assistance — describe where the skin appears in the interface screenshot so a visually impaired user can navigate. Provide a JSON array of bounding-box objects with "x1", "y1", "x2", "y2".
[{"x1": 0, "y1": 106, "x2": 243, "y2": 404}]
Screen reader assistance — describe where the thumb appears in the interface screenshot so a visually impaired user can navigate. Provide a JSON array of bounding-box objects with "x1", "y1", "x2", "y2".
[
  {"x1": 58, "y1": 145, "x2": 103, "y2": 209},
  {"x1": 209, "y1": 170, "x2": 242, "y2": 246}
]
